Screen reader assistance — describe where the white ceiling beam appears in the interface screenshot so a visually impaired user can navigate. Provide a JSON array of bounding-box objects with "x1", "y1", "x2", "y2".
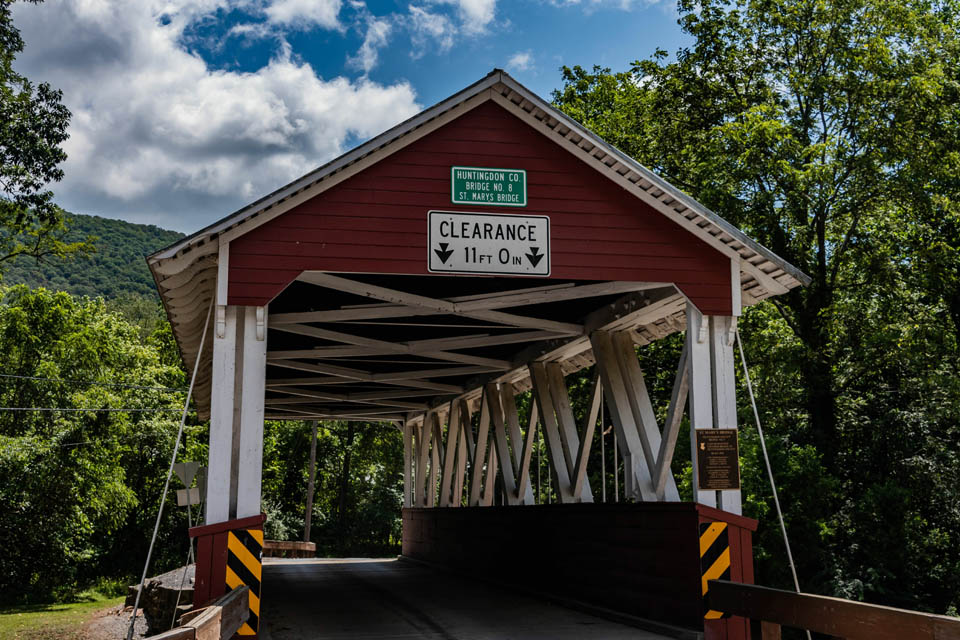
[{"x1": 296, "y1": 272, "x2": 583, "y2": 335}]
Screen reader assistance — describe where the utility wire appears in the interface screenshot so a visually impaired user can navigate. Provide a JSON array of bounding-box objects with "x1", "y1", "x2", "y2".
[
  {"x1": 736, "y1": 330, "x2": 811, "y2": 640},
  {"x1": 127, "y1": 297, "x2": 214, "y2": 640},
  {"x1": 0, "y1": 407, "x2": 183, "y2": 412},
  {"x1": 0, "y1": 373, "x2": 185, "y2": 392},
  {"x1": 1, "y1": 433, "x2": 166, "y2": 452}
]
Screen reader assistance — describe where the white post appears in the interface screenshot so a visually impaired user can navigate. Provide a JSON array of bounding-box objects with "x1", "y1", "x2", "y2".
[
  {"x1": 403, "y1": 421, "x2": 413, "y2": 508},
  {"x1": 687, "y1": 302, "x2": 718, "y2": 508},
  {"x1": 710, "y1": 315, "x2": 742, "y2": 514},
  {"x1": 207, "y1": 304, "x2": 237, "y2": 524},
  {"x1": 236, "y1": 306, "x2": 267, "y2": 519}
]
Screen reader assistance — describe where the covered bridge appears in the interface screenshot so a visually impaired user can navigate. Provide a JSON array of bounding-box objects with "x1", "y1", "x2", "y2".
[{"x1": 148, "y1": 69, "x2": 809, "y2": 639}]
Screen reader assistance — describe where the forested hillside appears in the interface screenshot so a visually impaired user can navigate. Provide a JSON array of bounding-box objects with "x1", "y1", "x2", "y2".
[{"x1": 2, "y1": 214, "x2": 183, "y2": 299}]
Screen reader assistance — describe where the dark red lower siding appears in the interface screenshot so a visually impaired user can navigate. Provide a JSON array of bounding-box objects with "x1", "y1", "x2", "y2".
[
  {"x1": 401, "y1": 502, "x2": 756, "y2": 637},
  {"x1": 228, "y1": 100, "x2": 733, "y2": 316}
]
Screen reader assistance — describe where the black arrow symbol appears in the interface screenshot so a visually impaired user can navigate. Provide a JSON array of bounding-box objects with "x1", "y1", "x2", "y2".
[
  {"x1": 525, "y1": 246, "x2": 544, "y2": 268},
  {"x1": 434, "y1": 242, "x2": 454, "y2": 265}
]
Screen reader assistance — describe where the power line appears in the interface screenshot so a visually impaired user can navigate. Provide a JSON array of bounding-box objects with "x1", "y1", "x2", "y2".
[
  {"x1": 2, "y1": 433, "x2": 167, "y2": 450},
  {"x1": 0, "y1": 407, "x2": 183, "y2": 412},
  {"x1": 0, "y1": 373, "x2": 186, "y2": 392}
]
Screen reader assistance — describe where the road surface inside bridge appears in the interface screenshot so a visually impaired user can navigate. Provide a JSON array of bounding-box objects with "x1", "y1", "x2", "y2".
[{"x1": 260, "y1": 558, "x2": 677, "y2": 639}]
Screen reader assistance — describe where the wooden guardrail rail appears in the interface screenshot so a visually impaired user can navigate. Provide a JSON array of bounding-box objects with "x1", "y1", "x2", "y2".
[
  {"x1": 263, "y1": 539, "x2": 316, "y2": 558},
  {"x1": 148, "y1": 585, "x2": 249, "y2": 640},
  {"x1": 708, "y1": 580, "x2": 960, "y2": 640}
]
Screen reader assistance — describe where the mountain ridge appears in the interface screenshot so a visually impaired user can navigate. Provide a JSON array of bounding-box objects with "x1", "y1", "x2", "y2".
[{"x1": 3, "y1": 213, "x2": 185, "y2": 299}]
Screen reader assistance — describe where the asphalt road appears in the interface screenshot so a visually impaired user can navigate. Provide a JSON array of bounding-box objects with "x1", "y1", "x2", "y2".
[{"x1": 259, "y1": 558, "x2": 674, "y2": 640}]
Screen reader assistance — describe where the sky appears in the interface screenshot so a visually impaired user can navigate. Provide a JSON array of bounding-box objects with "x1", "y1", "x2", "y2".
[{"x1": 11, "y1": 0, "x2": 689, "y2": 233}]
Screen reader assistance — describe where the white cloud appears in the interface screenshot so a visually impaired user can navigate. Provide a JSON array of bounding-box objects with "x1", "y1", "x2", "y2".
[
  {"x1": 11, "y1": 0, "x2": 420, "y2": 230},
  {"x1": 433, "y1": 0, "x2": 496, "y2": 34},
  {"x1": 264, "y1": 0, "x2": 343, "y2": 29},
  {"x1": 548, "y1": 0, "x2": 661, "y2": 9},
  {"x1": 405, "y1": 0, "x2": 494, "y2": 55},
  {"x1": 348, "y1": 16, "x2": 393, "y2": 74},
  {"x1": 407, "y1": 5, "x2": 456, "y2": 55},
  {"x1": 507, "y1": 50, "x2": 533, "y2": 72}
]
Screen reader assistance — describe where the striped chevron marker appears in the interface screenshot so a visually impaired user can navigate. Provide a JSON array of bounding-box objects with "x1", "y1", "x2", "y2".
[
  {"x1": 226, "y1": 528, "x2": 263, "y2": 635},
  {"x1": 699, "y1": 521, "x2": 731, "y2": 620}
]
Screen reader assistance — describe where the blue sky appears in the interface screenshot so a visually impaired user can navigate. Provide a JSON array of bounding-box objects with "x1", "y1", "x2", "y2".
[{"x1": 12, "y1": 0, "x2": 689, "y2": 232}]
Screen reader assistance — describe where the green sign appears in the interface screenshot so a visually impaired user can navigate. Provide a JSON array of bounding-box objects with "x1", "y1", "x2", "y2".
[{"x1": 451, "y1": 166, "x2": 526, "y2": 207}]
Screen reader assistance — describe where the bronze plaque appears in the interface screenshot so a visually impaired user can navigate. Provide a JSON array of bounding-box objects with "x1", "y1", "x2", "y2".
[{"x1": 695, "y1": 428, "x2": 741, "y2": 491}]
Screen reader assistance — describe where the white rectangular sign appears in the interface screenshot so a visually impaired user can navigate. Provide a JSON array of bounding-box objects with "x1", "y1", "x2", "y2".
[{"x1": 428, "y1": 210, "x2": 550, "y2": 276}]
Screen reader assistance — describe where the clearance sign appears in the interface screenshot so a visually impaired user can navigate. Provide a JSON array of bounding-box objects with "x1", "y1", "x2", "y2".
[{"x1": 428, "y1": 211, "x2": 550, "y2": 276}]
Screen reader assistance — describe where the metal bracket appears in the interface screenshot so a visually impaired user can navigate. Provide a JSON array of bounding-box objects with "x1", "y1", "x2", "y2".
[
  {"x1": 256, "y1": 306, "x2": 266, "y2": 341},
  {"x1": 216, "y1": 305, "x2": 226, "y2": 339}
]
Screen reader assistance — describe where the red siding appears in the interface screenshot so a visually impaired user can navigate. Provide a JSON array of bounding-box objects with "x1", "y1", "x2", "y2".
[{"x1": 228, "y1": 101, "x2": 732, "y2": 315}]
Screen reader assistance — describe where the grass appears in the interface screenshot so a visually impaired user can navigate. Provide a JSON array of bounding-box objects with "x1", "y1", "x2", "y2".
[{"x1": 0, "y1": 591, "x2": 124, "y2": 640}]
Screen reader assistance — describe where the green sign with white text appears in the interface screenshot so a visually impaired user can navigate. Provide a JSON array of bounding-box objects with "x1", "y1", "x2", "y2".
[{"x1": 451, "y1": 166, "x2": 526, "y2": 207}]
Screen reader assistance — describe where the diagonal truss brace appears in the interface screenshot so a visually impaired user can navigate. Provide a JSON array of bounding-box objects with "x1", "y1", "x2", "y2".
[{"x1": 590, "y1": 329, "x2": 683, "y2": 502}]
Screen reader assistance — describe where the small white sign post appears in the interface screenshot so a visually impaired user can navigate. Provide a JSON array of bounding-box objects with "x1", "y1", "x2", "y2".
[{"x1": 427, "y1": 210, "x2": 550, "y2": 276}]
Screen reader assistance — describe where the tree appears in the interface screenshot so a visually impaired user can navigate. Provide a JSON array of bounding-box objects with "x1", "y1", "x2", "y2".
[
  {"x1": 554, "y1": 0, "x2": 960, "y2": 612},
  {"x1": 0, "y1": 286, "x2": 187, "y2": 601},
  {"x1": 0, "y1": 0, "x2": 89, "y2": 270}
]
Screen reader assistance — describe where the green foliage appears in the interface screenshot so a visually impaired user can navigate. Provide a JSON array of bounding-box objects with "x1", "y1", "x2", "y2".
[
  {"x1": 553, "y1": 0, "x2": 960, "y2": 614},
  {"x1": 0, "y1": 286, "x2": 188, "y2": 603},
  {"x1": 261, "y1": 420, "x2": 403, "y2": 556},
  {"x1": 3, "y1": 213, "x2": 184, "y2": 300},
  {"x1": 0, "y1": 0, "x2": 89, "y2": 269}
]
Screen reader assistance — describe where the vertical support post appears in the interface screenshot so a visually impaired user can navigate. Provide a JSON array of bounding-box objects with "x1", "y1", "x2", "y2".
[
  {"x1": 416, "y1": 419, "x2": 430, "y2": 507},
  {"x1": 688, "y1": 302, "x2": 718, "y2": 507},
  {"x1": 208, "y1": 305, "x2": 237, "y2": 524},
  {"x1": 305, "y1": 420, "x2": 318, "y2": 539},
  {"x1": 469, "y1": 390, "x2": 491, "y2": 507},
  {"x1": 482, "y1": 441, "x2": 498, "y2": 506},
  {"x1": 487, "y1": 383, "x2": 520, "y2": 505},
  {"x1": 591, "y1": 331, "x2": 654, "y2": 501},
  {"x1": 528, "y1": 362, "x2": 575, "y2": 503},
  {"x1": 402, "y1": 421, "x2": 413, "y2": 508},
  {"x1": 710, "y1": 315, "x2": 742, "y2": 514},
  {"x1": 514, "y1": 396, "x2": 538, "y2": 504},
  {"x1": 428, "y1": 413, "x2": 440, "y2": 507},
  {"x1": 236, "y1": 306, "x2": 267, "y2": 520},
  {"x1": 439, "y1": 401, "x2": 460, "y2": 507},
  {"x1": 546, "y1": 363, "x2": 594, "y2": 502},
  {"x1": 454, "y1": 413, "x2": 467, "y2": 506}
]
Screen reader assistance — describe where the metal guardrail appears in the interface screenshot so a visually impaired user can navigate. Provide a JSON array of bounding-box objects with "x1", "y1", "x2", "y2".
[
  {"x1": 708, "y1": 580, "x2": 960, "y2": 640},
  {"x1": 148, "y1": 585, "x2": 249, "y2": 640}
]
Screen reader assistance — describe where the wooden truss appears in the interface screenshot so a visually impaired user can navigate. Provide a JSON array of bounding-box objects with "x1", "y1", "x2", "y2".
[
  {"x1": 254, "y1": 271, "x2": 738, "y2": 512},
  {"x1": 401, "y1": 329, "x2": 694, "y2": 508}
]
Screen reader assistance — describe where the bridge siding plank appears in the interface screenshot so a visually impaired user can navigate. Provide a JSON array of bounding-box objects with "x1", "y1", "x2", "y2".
[{"x1": 228, "y1": 101, "x2": 732, "y2": 315}]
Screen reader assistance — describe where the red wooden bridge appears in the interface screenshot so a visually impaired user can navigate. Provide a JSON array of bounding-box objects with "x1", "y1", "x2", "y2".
[{"x1": 147, "y1": 70, "x2": 959, "y2": 640}]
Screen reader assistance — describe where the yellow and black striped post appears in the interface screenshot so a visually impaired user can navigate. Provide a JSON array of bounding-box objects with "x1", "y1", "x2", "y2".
[
  {"x1": 699, "y1": 521, "x2": 731, "y2": 620},
  {"x1": 226, "y1": 528, "x2": 263, "y2": 636}
]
